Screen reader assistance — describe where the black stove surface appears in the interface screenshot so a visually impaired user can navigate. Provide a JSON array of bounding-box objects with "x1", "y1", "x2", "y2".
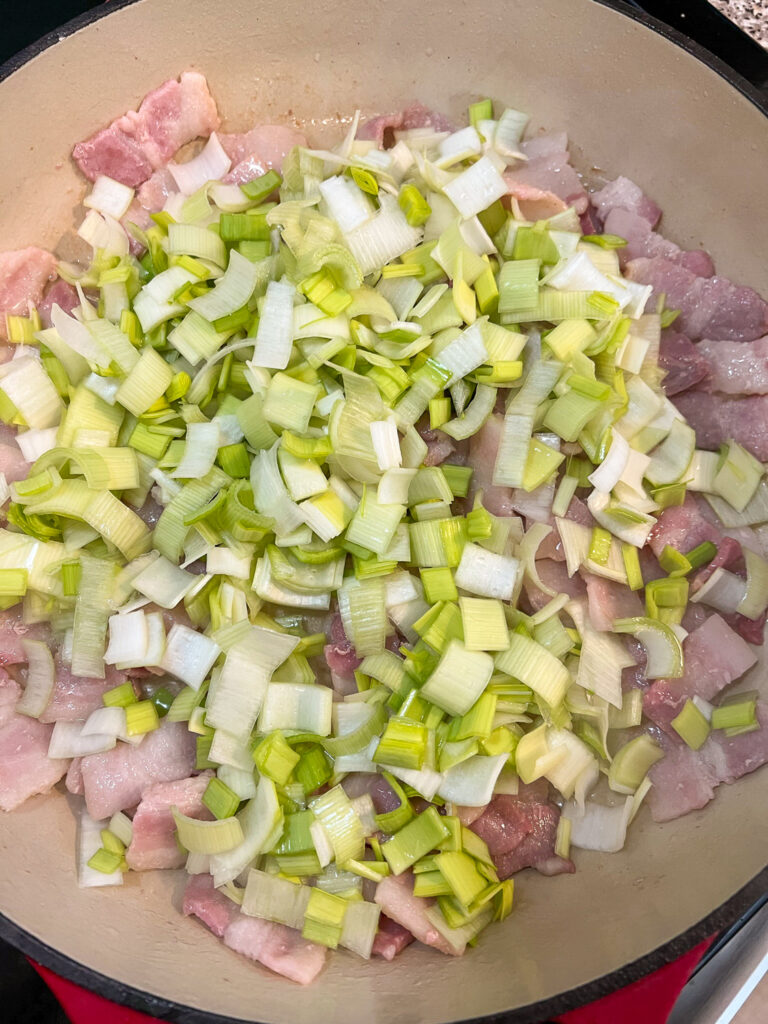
[{"x1": 0, "y1": 947, "x2": 68, "y2": 1024}]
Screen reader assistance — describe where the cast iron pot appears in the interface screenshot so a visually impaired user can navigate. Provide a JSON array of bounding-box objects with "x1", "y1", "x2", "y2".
[{"x1": 1, "y1": 1, "x2": 767, "y2": 1021}]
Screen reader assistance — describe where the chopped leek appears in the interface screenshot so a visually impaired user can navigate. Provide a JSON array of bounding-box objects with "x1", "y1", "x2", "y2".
[
  {"x1": 3, "y1": 88, "x2": 764, "y2": 972},
  {"x1": 671, "y1": 699, "x2": 711, "y2": 751}
]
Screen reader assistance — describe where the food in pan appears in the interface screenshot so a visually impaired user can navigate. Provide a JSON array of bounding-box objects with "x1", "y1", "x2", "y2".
[{"x1": 0, "y1": 72, "x2": 767, "y2": 983}]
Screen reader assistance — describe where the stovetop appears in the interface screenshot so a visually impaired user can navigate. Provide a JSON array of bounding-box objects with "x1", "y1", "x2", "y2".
[{"x1": 0, "y1": 945, "x2": 67, "y2": 1024}]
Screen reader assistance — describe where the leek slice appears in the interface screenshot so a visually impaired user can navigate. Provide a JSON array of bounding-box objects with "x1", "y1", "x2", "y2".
[
  {"x1": 690, "y1": 568, "x2": 747, "y2": 616},
  {"x1": 310, "y1": 785, "x2": 365, "y2": 865},
  {"x1": 563, "y1": 797, "x2": 633, "y2": 853},
  {"x1": 210, "y1": 776, "x2": 283, "y2": 886},
  {"x1": 0, "y1": 357, "x2": 62, "y2": 429},
  {"x1": 28, "y1": 479, "x2": 150, "y2": 560},
  {"x1": 739, "y1": 549, "x2": 768, "y2": 620},
  {"x1": 570, "y1": 600, "x2": 634, "y2": 708},
  {"x1": 644, "y1": 419, "x2": 695, "y2": 487},
  {"x1": 242, "y1": 868, "x2": 311, "y2": 928},
  {"x1": 35, "y1": 447, "x2": 140, "y2": 492},
  {"x1": 205, "y1": 626, "x2": 298, "y2": 739},
  {"x1": 16, "y1": 638, "x2": 55, "y2": 718},
  {"x1": 613, "y1": 617, "x2": 683, "y2": 679},
  {"x1": 608, "y1": 735, "x2": 664, "y2": 794},
  {"x1": 188, "y1": 250, "x2": 260, "y2": 322},
  {"x1": 712, "y1": 441, "x2": 764, "y2": 513},
  {"x1": 172, "y1": 807, "x2": 244, "y2": 855},
  {"x1": 494, "y1": 633, "x2": 571, "y2": 707}
]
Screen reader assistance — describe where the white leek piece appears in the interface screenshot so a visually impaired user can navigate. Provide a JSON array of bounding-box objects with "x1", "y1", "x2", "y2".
[
  {"x1": 205, "y1": 626, "x2": 298, "y2": 739},
  {"x1": 613, "y1": 617, "x2": 684, "y2": 679},
  {"x1": 442, "y1": 156, "x2": 508, "y2": 219},
  {"x1": 563, "y1": 796, "x2": 634, "y2": 853},
  {"x1": 168, "y1": 132, "x2": 231, "y2": 194},
  {"x1": 15, "y1": 638, "x2": 55, "y2": 718},
  {"x1": 84, "y1": 175, "x2": 135, "y2": 219},
  {"x1": 252, "y1": 280, "x2": 297, "y2": 370},
  {"x1": 438, "y1": 754, "x2": 507, "y2": 805},
  {"x1": 161, "y1": 624, "x2": 221, "y2": 690},
  {"x1": 454, "y1": 542, "x2": 519, "y2": 600}
]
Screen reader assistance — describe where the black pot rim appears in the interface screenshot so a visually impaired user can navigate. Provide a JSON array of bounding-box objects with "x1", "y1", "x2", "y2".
[{"x1": 1, "y1": 0, "x2": 767, "y2": 1021}]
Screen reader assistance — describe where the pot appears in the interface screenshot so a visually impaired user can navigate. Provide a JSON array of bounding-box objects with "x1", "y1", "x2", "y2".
[{"x1": 0, "y1": 1, "x2": 767, "y2": 1021}]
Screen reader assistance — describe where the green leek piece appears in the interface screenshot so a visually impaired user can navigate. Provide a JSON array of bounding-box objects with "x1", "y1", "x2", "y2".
[
  {"x1": 125, "y1": 700, "x2": 160, "y2": 736},
  {"x1": 102, "y1": 682, "x2": 137, "y2": 708},
  {"x1": 644, "y1": 577, "x2": 689, "y2": 627},
  {"x1": 253, "y1": 731, "x2": 300, "y2": 786},
  {"x1": 300, "y1": 269, "x2": 352, "y2": 317},
  {"x1": 474, "y1": 262, "x2": 499, "y2": 315},
  {"x1": 711, "y1": 698, "x2": 757, "y2": 732},
  {"x1": 294, "y1": 744, "x2": 333, "y2": 794},
  {"x1": 621, "y1": 543, "x2": 644, "y2": 591},
  {"x1": 196, "y1": 734, "x2": 217, "y2": 770},
  {"x1": 150, "y1": 687, "x2": 174, "y2": 718},
  {"x1": 466, "y1": 502, "x2": 493, "y2": 541},
  {"x1": 544, "y1": 320, "x2": 596, "y2": 361},
  {"x1": 302, "y1": 887, "x2": 348, "y2": 949},
  {"x1": 219, "y1": 212, "x2": 270, "y2": 242},
  {"x1": 0, "y1": 568, "x2": 28, "y2": 597},
  {"x1": 434, "y1": 850, "x2": 487, "y2": 909},
  {"x1": 497, "y1": 259, "x2": 540, "y2": 314},
  {"x1": 309, "y1": 785, "x2": 365, "y2": 864},
  {"x1": 613, "y1": 617, "x2": 683, "y2": 679},
  {"x1": 100, "y1": 829, "x2": 125, "y2": 856},
  {"x1": 659, "y1": 545, "x2": 692, "y2": 577},
  {"x1": 60, "y1": 561, "x2": 81, "y2": 597},
  {"x1": 416, "y1": 601, "x2": 464, "y2": 653},
  {"x1": 217, "y1": 443, "x2": 251, "y2": 479},
  {"x1": 154, "y1": 467, "x2": 230, "y2": 562},
  {"x1": 166, "y1": 371, "x2": 191, "y2": 402},
  {"x1": 398, "y1": 184, "x2": 432, "y2": 227},
  {"x1": 129, "y1": 421, "x2": 172, "y2": 459},
  {"x1": 588, "y1": 526, "x2": 612, "y2": 566},
  {"x1": 686, "y1": 541, "x2": 717, "y2": 570},
  {"x1": 468, "y1": 98, "x2": 493, "y2": 125},
  {"x1": 350, "y1": 166, "x2": 379, "y2": 195},
  {"x1": 420, "y1": 638, "x2": 492, "y2": 715},
  {"x1": 381, "y1": 806, "x2": 451, "y2": 875},
  {"x1": 413, "y1": 870, "x2": 453, "y2": 898},
  {"x1": 374, "y1": 772, "x2": 414, "y2": 834},
  {"x1": 172, "y1": 807, "x2": 244, "y2": 854},
  {"x1": 512, "y1": 226, "x2": 559, "y2": 265},
  {"x1": 373, "y1": 717, "x2": 429, "y2": 771},
  {"x1": 608, "y1": 735, "x2": 664, "y2": 794},
  {"x1": 671, "y1": 699, "x2": 711, "y2": 750},
  {"x1": 459, "y1": 598, "x2": 509, "y2": 652},
  {"x1": 651, "y1": 482, "x2": 687, "y2": 510},
  {"x1": 447, "y1": 691, "x2": 497, "y2": 741},
  {"x1": 202, "y1": 777, "x2": 241, "y2": 820},
  {"x1": 442, "y1": 465, "x2": 473, "y2": 498},
  {"x1": 420, "y1": 567, "x2": 458, "y2": 604},
  {"x1": 544, "y1": 388, "x2": 602, "y2": 442},
  {"x1": 240, "y1": 169, "x2": 282, "y2": 202},
  {"x1": 323, "y1": 704, "x2": 388, "y2": 760},
  {"x1": 429, "y1": 396, "x2": 452, "y2": 430},
  {"x1": 87, "y1": 848, "x2": 123, "y2": 875},
  {"x1": 275, "y1": 810, "x2": 315, "y2": 855}
]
